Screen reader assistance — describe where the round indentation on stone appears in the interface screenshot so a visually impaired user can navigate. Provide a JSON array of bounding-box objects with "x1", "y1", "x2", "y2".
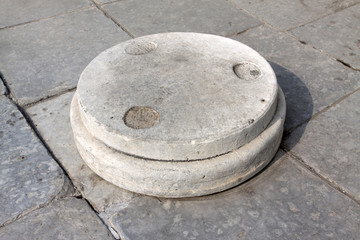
[
  {"x1": 124, "y1": 106, "x2": 160, "y2": 129},
  {"x1": 125, "y1": 40, "x2": 157, "y2": 55},
  {"x1": 234, "y1": 62, "x2": 262, "y2": 80}
]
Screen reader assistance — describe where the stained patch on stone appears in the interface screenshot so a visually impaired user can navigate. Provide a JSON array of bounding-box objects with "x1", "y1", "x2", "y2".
[{"x1": 124, "y1": 106, "x2": 160, "y2": 129}]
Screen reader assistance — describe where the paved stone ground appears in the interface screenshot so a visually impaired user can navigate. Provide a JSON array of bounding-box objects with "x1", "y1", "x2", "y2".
[{"x1": 1, "y1": 0, "x2": 359, "y2": 239}]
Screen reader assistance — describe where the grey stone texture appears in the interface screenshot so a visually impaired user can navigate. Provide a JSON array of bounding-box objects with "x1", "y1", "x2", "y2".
[
  {"x1": 233, "y1": 25, "x2": 360, "y2": 133},
  {"x1": 0, "y1": 197, "x2": 115, "y2": 240},
  {"x1": 75, "y1": 33, "x2": 280, "y2": 161},
  {"x1": 27, "y1": 92, "x2": 137, "y2": 213},
  {"x1": 0, "y1": 0, "x2": 91, "y2": 28},
  {"x1": 284, "y1": 90, "x2": 360, "y2": 201},
  {"x1": 0, "y1": 8, "x2": 131, "y2": 106},
  {"x1": 291, "y1": 4, "x2": 360, "y2": 70},
  {"x1": 102, "y1": 0, "x2": 260, "y2": 37},
  {"x1": 94, "y1": 0, "x2": 118, "y2": 4},
  {"x1": 3, "y1": 0, "x2": 359, "y2": 238},
  {"x1": 231, "y1": 0, "x2": 360, "y2": 30},
  {"x1": 71, "y1": 89, "x2": 285, "y2": 197},
  {"x1": 28, "y1": 87, "x2": 360, "y2": 239},
  {"x1": 111, "y1": 153, "x2": 360, "y2": 240},
  {"x1": 0, "y1": 78, "x2": 6, "y2": 95},
  {"x1": 0, "y1": 96, "x2": 66, "y2": 226}
]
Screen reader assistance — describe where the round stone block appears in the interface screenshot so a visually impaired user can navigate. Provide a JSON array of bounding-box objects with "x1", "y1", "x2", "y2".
[
  {"x1": 70, "y1": 88, "x2": 285, "y2": 198},
  {"x1": 76, "y1": 32, "x2": 279, "y2": 161}
]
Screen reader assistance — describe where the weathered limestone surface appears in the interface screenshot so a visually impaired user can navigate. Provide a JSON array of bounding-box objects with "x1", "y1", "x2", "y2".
[
  {"x1": 233, "y1": 25, "x2": 360, "y2": 133},
  {"x1": 71, "y1": 89, "x2": 285, "y2": 197},
  {"x1": 0, "y1": 197, "x2": 115, "y2": 240},
  {"x1": 27, "y1": 92, "x2": 137, "y2": 213},
  {"x1": 111, "y1": 153, "x2": 360, "y2": 240},
  {"x1": 231, "y1": 0, "x2": 360, "y2": 30},
  {"x1": 76, "y1": 33, "x2": 280, "y2": 161},
  {"x1": 0, "y1": 8, "x2": 131, "y2": 105},
  {"x1": 291, "y1": 4, "x2": 360, "y2": 70},
  {"x1": 0, "y1": 96, "x2": 66, "y2": 226},
  {"x1": 284, "y1": 90, "x2": 360, "y2": 201},
  {"x1": 0, "y1": 0, "x2": 91, "y2": 28},
  {"x1": 102, "y1": 0, "x2": 260, "y2": 37}
]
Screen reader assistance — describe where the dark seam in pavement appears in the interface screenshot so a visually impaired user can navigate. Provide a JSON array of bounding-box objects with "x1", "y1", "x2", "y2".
[
  {"x1": 284, "y1": 87, "x2": 360, "y2": 136},
  {"x1": 4, "y1": 93, "x2": 77, "y2": 195},
  {"x1": 0, "y1": 72, "x2": 11, "y2": 96},
  {"x1": 1, "y1": 94, "x2": 114, "y2": 235},
  {"x1": 22, "y1": 87, "x2": 77, "y2": 108},
  {"x1": 0, "y1": 6, "x2": 94, "y2": 31},
  {"x1": 286, "y1": 1, "x2": 360, "y2": 32},
  {"x1": 0, "y1": 195, "x2": 57, "y2": 229},
  {"x1": 225, "y1": 23, "x2": 264, "y2": 38},
  {"x1": 78, "y1": 197, "x2": 117, "y2": 240},
  {"x1": 283, "y1": 149, "x2": 360, "y2": 206},
  {"x1": 229, "y1": 0, "x2": 360, "y2": 72},
  {"x1": 91, "y1": 0, "x2": 136, "y2": 39},
  {"x1": 336, "y1": 59, "x2": 360, "y2": 71}
]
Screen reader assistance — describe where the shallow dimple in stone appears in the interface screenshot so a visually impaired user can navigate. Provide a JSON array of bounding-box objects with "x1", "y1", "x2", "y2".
[
  {"x1": 234, "y1": 62, "x2": 262, "y2": 80},
  {"x1": 124, "y1": 106, "x2": 160, "y2": 129},
  {"x1": 125, "y1": 40, "x2": 157, "y2": 55}
]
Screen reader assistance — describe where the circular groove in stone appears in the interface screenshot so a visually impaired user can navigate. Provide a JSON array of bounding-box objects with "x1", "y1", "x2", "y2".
[
  {"x1": 70, "y1": 88, "x2": 286, "y2": 198},
  {"x1": 76, "y1": 32, "x2": 279, "y2": 161},
  {"x1": 124, "y1": 106, "x2": 160, "y2": 129}
]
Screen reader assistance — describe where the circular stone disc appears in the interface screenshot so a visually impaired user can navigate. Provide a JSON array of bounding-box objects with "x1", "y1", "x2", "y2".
[{"x1": 76, "y1": 32, "x2": 278, "y2": 161}]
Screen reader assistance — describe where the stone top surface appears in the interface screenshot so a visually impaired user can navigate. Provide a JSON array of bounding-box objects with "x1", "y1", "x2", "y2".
[{"x1": 76, "y1": 32, "x2": 278, "y2": 160}]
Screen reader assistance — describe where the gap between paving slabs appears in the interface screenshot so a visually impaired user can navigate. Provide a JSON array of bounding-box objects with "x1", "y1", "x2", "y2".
[
  {"x1": 23, "y1": 24, "x2": 360, "y2": 238},
  {"x1": 0, "y1": 95, "x2": 73, "y2": 227},
  {"x1": 0, "y1": 79, "x2": 116, "y2": 240},
  {"x1": 26, "y1": 91, "x2": 138, "y2": 238}
]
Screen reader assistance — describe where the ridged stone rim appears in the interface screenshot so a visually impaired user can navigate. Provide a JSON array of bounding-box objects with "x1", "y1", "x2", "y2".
[{"x1": 70, "y1": 88, "x2": 285, "y2": 198}]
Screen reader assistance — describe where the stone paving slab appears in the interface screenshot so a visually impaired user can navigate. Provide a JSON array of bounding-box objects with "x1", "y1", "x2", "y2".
[
  {"x1": 27, "y1": 91, "x2": 137, "y2": 213},
  {"x1": 231, "y1": 0, "x2": 360, "y2": 30},
  {"x1": 0, "y1": 0, "x2": 91, "y2": 28},
  {"x1": 0, "y1": 79, "x2": 6, "y2": 95},
  {"x1": 102, "y1": 0, "x2": 260, "y2": 37},
  {"x1": 291, "y1": 3, "x2": 360, "y2": 70},
  {"x1": 0, "y1": 8, "x2": 131, "y2": 106},
  {"x1": 284, "y1": 90, "x2": 360, "y2": 202},
  {"x1": 27, "y1": 90, "x2": 360, "y2": 239},
  {"x1": 111, "y1": 153, "x2": 360, "y2": 240},
  {"x1": 0, "y1": 96, "x2": 66, "y2": 226},
  {"x1": 0, "y1": 197, "x2": 115, "y2": 240},
  {"x1": 233, "y1": 25, "x2": 360, "y2": 133}
]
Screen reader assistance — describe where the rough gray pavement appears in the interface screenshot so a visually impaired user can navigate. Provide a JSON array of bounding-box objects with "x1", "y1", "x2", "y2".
[
  {"x1": 0, "y1": 8, "x2": 130, "y2": 105},
  {"x1": 0, "y1": 96, "x2": 65, "y2": 226},
  {"x1": 0, "y1": 78, "x2": 6, "y2": 95},
  {"x1": 284, "y1": 90, "x2": 360, "y2": 201},
  {"x1": 112, "y1": 153, "x2": 360, "y2": 240},
  {"x1": 1, "y1": 0, "x2": 360, "y2": 239},
  {"x1": 291, "y1": 3, "x2": 360, "y2": 70},
  {"x1": 0, "y1": 0, "x2": 91, "y2": 28},
  {"x1": 102, "y1": 0, "x2": 260, "y2": 37},
  {"x1": 0, "y1": 197, "x2": 115, "y2": 240}
]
